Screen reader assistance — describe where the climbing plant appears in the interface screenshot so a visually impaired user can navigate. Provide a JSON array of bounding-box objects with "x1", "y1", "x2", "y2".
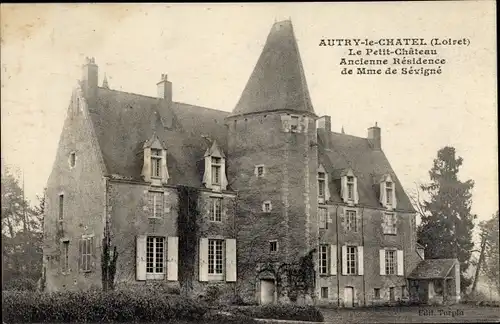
[
  {"x1": 177, "y1": 185, "x2": 200, "y2": 294},
  {"x1": 101, "y1": 237, "x2": 118, "y2": 291}
]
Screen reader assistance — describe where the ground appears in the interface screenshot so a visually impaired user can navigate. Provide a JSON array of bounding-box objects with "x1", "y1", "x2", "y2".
[{"x1": 320, "y1": 304, "x2": 500, "y2": 324}]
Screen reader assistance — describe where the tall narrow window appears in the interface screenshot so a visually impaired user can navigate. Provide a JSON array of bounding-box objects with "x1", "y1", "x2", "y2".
[
  {"x1": 319, "y1": 207, "x2": 328, "y2": 229},
  {"x1": 208, "y1": 239, "x2": 224, "y2": 275},
  {"x1": 321, "y1": 287, "x2": 329, "y2": 299},
  {"x1": 319, "y1": 245, "x2": 329, "y2": 275},
  {"x1": 58, "y1": 194, "x2": 64, "y2": 220},
  {"x1": 151, "y1": 149, "x2": 162, "y2": 178},
  {"x1": 79, "y1": 237, "x2": 93, "y2": 272},
  {"x1": 318, "y1": 172, "x2": 326, "y2": 198},
  {"x1": 257, "y1": 165, "x2": 265, "y2": 177},
  {"x1": 211, "y1": 198, "x2": 222, "y2": 222},
  {"x1": 269, "y1": 240, "x2": 278, "y2": 253},
  {"x1": 346, "y1": 246, "x2": 358, "y2": 275},
  {"x1": 346, "y1": 210, "x2": 357, "y2": 232},
  {"x1": 383, "y1": 213, "x2": 397, "y2": 234},
  {"x1": 61, "y1": 241, "x2": 69, "y2": 272},
  {"x1": 347, "y1": 176, "x2": 355, "y2": 200},
  {"x1": 211, "y1": 157, "x2": 221, "y2": 185},
  {"x1": 146, "y1": 236, "x2": 165, "y2": 276},
  {"x1": 290, "y1": 116, "x2": 299, "y2": 132},
  {"x1": 385, "y1": 250, "x2": 396, "y2": 275},
  {"x1": 69, "y1": 152, "x2": 76, "y2": 168},
  {"x1": 374, "y1": 288, "x2": 381, "y2": 299},
  {"x1": 386, "y1": 181, "x2": 393, "y2": 205},
  {"x1": 148, "y1": 191, "x2": 163, "y2": 218}
]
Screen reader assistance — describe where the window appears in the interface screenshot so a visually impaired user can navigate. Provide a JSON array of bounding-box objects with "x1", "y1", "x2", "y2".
[
  {"x1": 346, "y1": 210, "x2": 357, "y2": 232},
  {"x1": 290, "y1": 116, "x2": 299, "y2": 132},
  {"x1": 211, "y1": 198, "x2": 222, "y2": 222},
  {"x1": 79, "y1": 237, "x2": 93, "y2": 272},
  {"x1": 389, "y1": 287, "x2": 395, "y2": 302},
  {"x1": 69, "y1": 152, "x2": 76, "y2": 168},
  {"x1": 347, "y1": 176, "x2": 354, "y2": 200},
  {"x1": 321, "y1": 287, "x2": 329, "y2": 299},
  {"x1": 208, "y1": 239, "x2": 224, "y2": 275},
  {"x1": 318, "y1": 172, "x2": 326, "y2": 197},
  {"x1": 319, "y1": 245, "x2": 329, "y2": 275},
  {"x1": 146, "y1": 236, "x2": 165, "y2": 275},
  {"x1": 61, "y1": 241, "x2": 69, "y2": 273},
  {"x1": 385, "y1": 250, "x2": 396, "y2": 275},
  {"x1": 269, "y1": 240, "x2": 278, "y2": 253},
  {"x1": 346, "y1": 246, "x2": 358, "y2": 275},
  {"x1": 256, "y1": 165, "x2": 265, "y2": 177},
  {"x1": 386, "y1": 181, "x2": 393, "y2": 205},
  {"x1": 383, "y1": 213, "x2": 397, "y2": 234},
  {"x1": 318, "y1": 208, "x2": 328, "y2": 229},
  {"x1": 148, "y1": 191, "x2": 163, "y2": 218},
  {"x1": 374, "y1": 288, "x2": 380, "y2": 299},
  {"x1": 58, "y1": 194, "x2": 64, "y2": 220},
  {"x1": 263, "y1": 201, "x2": 272, "y2": 213},
  {"x1": 151, "y1": 149, "x2": 162, "y2": 178},
  {"x1": 211, "y1": 157, "x2": 221, "y2": 184}
]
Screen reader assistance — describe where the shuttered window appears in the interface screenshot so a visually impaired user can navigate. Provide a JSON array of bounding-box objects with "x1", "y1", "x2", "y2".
[
  {"x1": 319, "y1": 245, "x2": 329, "y2": 275},
  {"x1": 208, "y1": 239, "x2": 224, "y2": 275},
  {"x1": 385, "y1": 250, "x2": 396, "y2": 275},
  {"x1": 146, "y1": 236, "x2": 165, "y2": 275},
  {"x1": 346, "y1": 246, "x2": 357, "y2": 275}
]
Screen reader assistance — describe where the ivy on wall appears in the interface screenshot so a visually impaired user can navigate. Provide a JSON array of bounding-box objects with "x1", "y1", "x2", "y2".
[
  {"x1": 177, "y1": 185, "x2": 200, "y2": 293},
  {"x1": 101, "y1": 237, "x2": 118, "y2": 291}
]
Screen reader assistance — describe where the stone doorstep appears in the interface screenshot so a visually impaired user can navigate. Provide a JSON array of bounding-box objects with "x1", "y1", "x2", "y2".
[{"x1": 254, "y1": 319, "x2": 326, "y2": 324}]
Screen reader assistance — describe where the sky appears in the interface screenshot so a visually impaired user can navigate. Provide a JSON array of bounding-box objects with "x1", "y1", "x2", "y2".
[{"x1": 1, "y1": 3, "x2": 497, "y2": 238}]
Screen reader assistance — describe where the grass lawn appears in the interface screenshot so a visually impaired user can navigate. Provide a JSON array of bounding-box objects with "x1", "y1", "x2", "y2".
[{"x1": 320, "y1": 304, "x2": 500, "y2": 323}]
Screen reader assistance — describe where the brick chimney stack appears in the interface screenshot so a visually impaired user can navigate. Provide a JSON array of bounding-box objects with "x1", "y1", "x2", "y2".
[
  {"x1": 317, "y1": 115, "x2": 331, "y2": 132},
  {"x1": 368, "y1": 122, "x2": 381, "y2": 150},
  {"x1": 81, "y1": 57, "x2": 98, "y2": 102},
  {"x1": 157, "y1": 74, "x2": 173, "y2": 106}
]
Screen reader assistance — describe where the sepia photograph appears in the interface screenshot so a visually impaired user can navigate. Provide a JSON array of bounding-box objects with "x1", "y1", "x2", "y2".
[{"x1": 1, "y1": 2, "x2": 498, "y2": 323}]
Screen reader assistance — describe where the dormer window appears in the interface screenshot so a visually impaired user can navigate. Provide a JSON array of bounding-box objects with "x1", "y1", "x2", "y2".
[
  {"x1": 151, "y1": 149, "x2": 162, "y2": 178},
  {"x1": 203, "y1": 140, "x2": 228, "y2": 191},
  {"x1": 347, "y1": 176, "x2": 354, "y2": 200},
  {"x1": 211, "y1": 157, "x2": 221, "y2": 184},
  {"x1": 142, "y1": 134, "x2": 169, "y2": 185},
  {"x1": 380, "y1": 174, "x2": 397, "y2": 209},
  {"x1": 318, "y1": 172, "x2": 326, "y2": 197},
  {"x1": 341, "y1": 169, "x2": 358, "y2": 205}
]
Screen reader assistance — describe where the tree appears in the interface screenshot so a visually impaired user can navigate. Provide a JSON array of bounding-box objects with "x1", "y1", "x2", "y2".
[
  {"x1": 479, "y1": 211, "x2": 499, "y2": 295},
  {"x1": 1, "y1": 167, "x2": 44, "y2": 290},
  {"x1": 416, "y1": 146, "x2": 476, "y2": 293}
]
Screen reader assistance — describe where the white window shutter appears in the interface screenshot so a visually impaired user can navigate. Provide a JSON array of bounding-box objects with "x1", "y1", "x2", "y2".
[
  {"x1": 225, "y1": 239, "x2": 237, "y2": 282},
  {"x1": 353, "y1": 177, "x2": 359, "y2": 204},
  {"x1": 341, "y1": 245, "x2": 348, "y2": 275},
  {"x1": 330, "y1": 244, "x2": 337, "y2": 275},
  {"x1": 325, "y1": 174, "x2": 331, "y2": 201},
  {"x1": 167, "y1": 236, "x2": 178, "y2": 281},
  {"x1": 357, "y1": 246, "x2": 364, "y2": 276},
  {"x1": 161, "y1": 149, "x2": 169, "y2": 184},
  {"x1": 136, "y1": 235, "x2": 147, "y2": 280},
  {"x1": 221, "y1": 158, "x2": 228, "y2": 190},
  {"x1": 199, "y1": 238, "x2": 208, "y2": 281},
  {"x1": 341, "y1": 176, "x2": 347, "y2": 202},
  {"x1": 397, "y1": 250, "x2": 404, "y2": 276},
  {"x1": 379, "y1": 181, "x2": 386, "y2": 207},
  {"x1": 379, "y1": 249, "x2": 386, "y2": 276},
  {"x1": 141, "y1": 147, "x2": 152, "y2": 182},
  {"x1": 202, "y1": 157, "x2": 211, "y2": 187}
]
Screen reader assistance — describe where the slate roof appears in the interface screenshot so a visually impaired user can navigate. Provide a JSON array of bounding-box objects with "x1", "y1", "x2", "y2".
[
  {"x1": 318, "y1": 129, "x2": 415, "y2": 212},
  {"x1": 230, "y1": 20, "x2": 314, "y2": 117},
  {"x1": 88, "y1": 87, "x2": 228, "y2": 187},
  {"x1": 408, "y1": 259, "x2": 458, "y2": 279}
]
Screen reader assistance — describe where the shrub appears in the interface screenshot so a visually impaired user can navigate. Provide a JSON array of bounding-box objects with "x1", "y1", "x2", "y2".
[
  {"x1": 227, "y1": 304, "x2": 324, "y2": 322},
  {"x1": 3, "y1": 278, "x2": 38, "y2": 292},
  {"x1": 2, "y1": 290, "x2": 208, "y2": 323}
]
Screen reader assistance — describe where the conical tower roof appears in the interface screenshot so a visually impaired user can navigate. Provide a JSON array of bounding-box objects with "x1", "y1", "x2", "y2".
[{"x1": 230, "y1": 20, "x2": 315, "y2": 117}]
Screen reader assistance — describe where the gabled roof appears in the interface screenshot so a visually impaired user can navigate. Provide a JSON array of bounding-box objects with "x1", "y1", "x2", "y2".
[
  {"x1": 408, "y1": 259, "x2": 458, "y2": 279},
  {"x1": 88, "y1": 87, "x2": 228, "y2": 187},
  {"x1": 230, "y1": 20, "x2": 314, "y2": 117},
  {"x1": 317, "y1": 128, "x2": 415, "y2": 212}
]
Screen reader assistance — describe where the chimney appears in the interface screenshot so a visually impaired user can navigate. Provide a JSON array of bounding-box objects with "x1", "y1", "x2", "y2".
[
  {"x1": 368, "y1": 122, "x2": 381, "y2": 150},
  {"x1": 317, "y1": 115, "x2": 331, "y2": 132},
  {"x1": 157, "y1": 74, "x2": 172, "y2": 105},
  {"x1": 81, "y1": 57, "x2": 98, "y2": 101}
]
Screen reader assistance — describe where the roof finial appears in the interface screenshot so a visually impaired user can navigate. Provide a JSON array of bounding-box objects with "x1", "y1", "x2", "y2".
[
  {"x1": 375, "y1": 121, "x2": 378, "y2": 127},
  {"x1": 341, "y1": 125, "x2": 345, "y2": 134},
  {"x1": 102, "y1": 73, "x2": 109, "y2": 89}
]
